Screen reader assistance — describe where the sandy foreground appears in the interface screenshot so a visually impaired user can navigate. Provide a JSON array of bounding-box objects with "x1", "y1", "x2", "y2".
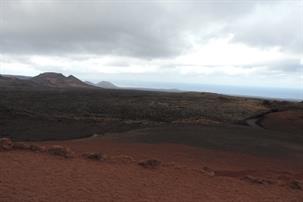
[{"x1": 0, "y1": 137, "x2": 302, "y2": 202}]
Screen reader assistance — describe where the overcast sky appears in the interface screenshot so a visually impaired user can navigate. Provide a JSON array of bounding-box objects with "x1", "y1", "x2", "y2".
[{"x1": 0, "y1": 0, "x2": 302, "y2": 90}]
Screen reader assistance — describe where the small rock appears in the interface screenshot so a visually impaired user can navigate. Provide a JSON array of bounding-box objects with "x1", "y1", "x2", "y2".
[
  {"x1": 83, "y1": 152, "x2": 106, "y2": 160},
  {"x1": 289, "y1": 180, "x2": 302, "y2": 190},
  {"x1": 47, "y1": 145, "x2": 73, "y2": 158},
  {"x1": 201, "y1": 167, "x2": 216, "y2": 176},
  {"x1": 13, "y1": 142, "x2": 31, "y2": 150},
  {"x1": 242, "y1": 175, "x2": 272, "y2": 185},
  {"x1": 0, "y1": 138, "x2": 13, "y2": 151},
  {"x1": 138, "y1": 159, "x2": 161, "y2": 169},
  {"x1": 29, "y1": 144, "x2": 46, "y2": 152}
]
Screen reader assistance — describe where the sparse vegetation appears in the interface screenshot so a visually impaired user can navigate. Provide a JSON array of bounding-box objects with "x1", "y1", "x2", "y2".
[{"x1": 0, "y1": 88, "x2": 284, "y2": 141}]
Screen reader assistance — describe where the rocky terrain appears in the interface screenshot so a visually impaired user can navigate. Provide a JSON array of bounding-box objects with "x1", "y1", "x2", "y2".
[{"x1": 0, "y1": 72, "x2": 303, "y2": 201}]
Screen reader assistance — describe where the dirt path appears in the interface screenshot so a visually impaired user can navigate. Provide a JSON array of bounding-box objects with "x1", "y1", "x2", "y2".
[
  {"x1": 244, "y1": 109, "x2": 278, "y2": 129},
  {"x1": 246, "y1": 117, "x2": 263, "y2": 129}
]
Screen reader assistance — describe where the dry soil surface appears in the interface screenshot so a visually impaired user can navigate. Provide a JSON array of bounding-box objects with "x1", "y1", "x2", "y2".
[{"x1": 1, "y1": 137, "x2": 303, "y2": 202}]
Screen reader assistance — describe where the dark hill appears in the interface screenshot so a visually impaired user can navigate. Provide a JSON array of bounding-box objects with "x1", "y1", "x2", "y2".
[
  {"x1": 1, "y1": 73, "x2": 95, "y2": 89},
  {"x1": 0, "y1": 75, "x2": 37, "y2": 89},
  {"x1": 31, "y1": 73, "x2": 93, "y2": 88},
  {"x1": 1, "y1": 74, "x2": 31, "y2": 80}
]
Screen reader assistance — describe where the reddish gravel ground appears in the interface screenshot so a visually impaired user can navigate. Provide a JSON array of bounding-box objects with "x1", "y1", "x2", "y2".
[{"x1": 1, "y1": 137, "x2": 303, "y2": 202}]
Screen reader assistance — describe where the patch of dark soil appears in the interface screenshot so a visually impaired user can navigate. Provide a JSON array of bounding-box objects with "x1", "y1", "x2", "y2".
[
  {"x1": 114, "y1": 125, "x2": 303, "y2": 157},
  {"x1": 0, "y1": 117, "x2": 147, "y2": 141}
]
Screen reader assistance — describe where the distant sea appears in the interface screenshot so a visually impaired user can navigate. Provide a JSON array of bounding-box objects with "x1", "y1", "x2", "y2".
[{"x1": 115, "y1": 81, "x2": 303, "y2": 101}]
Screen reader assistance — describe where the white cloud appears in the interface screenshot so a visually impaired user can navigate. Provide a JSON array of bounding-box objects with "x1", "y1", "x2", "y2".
[{"x1": 176, "y1": 34, "x2": 291, "y2": 66}]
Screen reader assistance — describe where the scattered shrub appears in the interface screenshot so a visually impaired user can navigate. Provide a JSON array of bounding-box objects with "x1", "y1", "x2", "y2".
[{"x1": 262, "y1": 100, "x2": 271, "y2": 106}]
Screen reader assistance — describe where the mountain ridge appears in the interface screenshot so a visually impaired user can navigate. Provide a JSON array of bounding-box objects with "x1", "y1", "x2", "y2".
[
  {"x1": 0, "y1": 73, "x2": 94, "y2": 89},
  {"x1": 1, "y1": 72, "x2": 181, "y2": 92},
  {"x1": 31, "y1": 72, "x2": 93, "y2": 88}
]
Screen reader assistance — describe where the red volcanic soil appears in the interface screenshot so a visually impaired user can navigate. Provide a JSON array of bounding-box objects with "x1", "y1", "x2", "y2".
[
  {"x1": 261, "y1": 110, "x2": 303, "y2": 133},
  {"x1": 1, "y1": 137, "x2": 303, "y2": 202}
]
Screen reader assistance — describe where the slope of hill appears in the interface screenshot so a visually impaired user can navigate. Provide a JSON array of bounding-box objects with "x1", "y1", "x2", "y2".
[
  {"x1": 96, "y1": 81, "x2": 118, "y2": 89},
  {"x1": 0, "y1": 75, "x2": 37, "y2": 89},
  {"x1": 94, "y1": 80, "x2": 181, "y2": 92},
  {"x1": 85, "y1": 81, "x2": 96, "y2": 86},
  {"x1": 1, "y1": 74, "x2": 31, "y2": 80}
]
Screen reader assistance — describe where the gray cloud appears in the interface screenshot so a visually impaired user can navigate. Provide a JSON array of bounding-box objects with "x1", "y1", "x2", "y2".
[
  {"x1": 227, "y1": 1, "x2": 303, "y2": 54},
  {"x1": 0, "y1": 1, "x2": 188, "y2": 58},
  {"x1": 268, "y1": 59, "x2": 302, "y2": 73},
  {"x1": 1, "y1": 0, "x2": 292, "y2": 58}
]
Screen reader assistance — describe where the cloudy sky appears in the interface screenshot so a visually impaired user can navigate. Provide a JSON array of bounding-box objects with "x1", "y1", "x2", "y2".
[{"x1": 0, "y1": 0, "x2": 302, "y2": 91}]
